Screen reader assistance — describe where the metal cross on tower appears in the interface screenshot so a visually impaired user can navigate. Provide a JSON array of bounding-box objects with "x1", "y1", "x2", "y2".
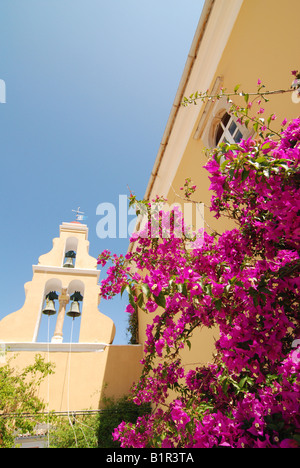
[{"x1": 72, "y1": 207, "x2": 87, "y2": 222}]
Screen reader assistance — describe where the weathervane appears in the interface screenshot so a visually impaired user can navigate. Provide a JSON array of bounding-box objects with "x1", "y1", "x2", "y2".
[{"x1": 72, "y1": 207, "x2": 87, "y2": 222}]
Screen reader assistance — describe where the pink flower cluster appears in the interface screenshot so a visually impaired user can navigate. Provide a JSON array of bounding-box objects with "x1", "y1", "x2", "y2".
[{"x1": 100, "y1": 117, "x2": 300, "y2": 448}]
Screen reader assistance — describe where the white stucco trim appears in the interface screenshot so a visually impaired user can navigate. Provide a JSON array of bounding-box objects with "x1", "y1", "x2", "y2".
[
  {"x1": 2, "y1": 342, "x2": 107, "y2": 353},
  {"x1": 32, "y1": 264, "x2": 100, "y2": 280}
]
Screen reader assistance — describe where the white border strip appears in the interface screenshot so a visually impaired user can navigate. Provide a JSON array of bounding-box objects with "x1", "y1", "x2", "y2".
[
  {"x1": 32, "y1": 265, "x2": 100, "y2": 279},
  {"x1": 2, "y1": 342, "x2": 107, "y2": 353}
]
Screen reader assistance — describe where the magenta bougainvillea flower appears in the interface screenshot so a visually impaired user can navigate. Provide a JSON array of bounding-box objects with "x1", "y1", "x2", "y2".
[{"x1": 98, "y1": 107, "x2": 300, "y2": 448}]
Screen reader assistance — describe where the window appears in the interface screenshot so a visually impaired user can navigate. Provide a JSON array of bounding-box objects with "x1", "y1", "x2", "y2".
[
  {"x1": 215, "y1": 112, "x2": 244, "y2": 146},
  {"x1": 194, "y1": 92, "x2": 253, "y2": 149}
]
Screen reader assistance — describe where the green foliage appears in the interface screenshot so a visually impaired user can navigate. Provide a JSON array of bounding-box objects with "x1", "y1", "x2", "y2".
[
  {"x1": 47, "y1": 396, "x2": 151, "y2": 448},
  {"x1": 0, "y1": 354, "x2": 55, "y2": 448},
  {"x1": 126, "y1": 308, "x2": 139, "y2": 344},
  {"x1": 97, "y1": 395, "x2": 151, "y2": 448},
  {"x1": 49, "y1": 413, "x2": 99, "y2": 448}
]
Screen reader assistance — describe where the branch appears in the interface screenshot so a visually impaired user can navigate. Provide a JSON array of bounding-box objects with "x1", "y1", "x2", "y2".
[{"x1": 182, "y1": 87, "x2": 293, "y2": 107}]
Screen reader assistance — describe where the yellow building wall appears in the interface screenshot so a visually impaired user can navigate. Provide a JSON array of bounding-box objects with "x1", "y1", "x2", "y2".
[
  {"x1": 101, "y1": 345, "x2": 143, "y2": 404},
  {"x1": 3, "y1": 345, "x2": 142, "y2": 411}
]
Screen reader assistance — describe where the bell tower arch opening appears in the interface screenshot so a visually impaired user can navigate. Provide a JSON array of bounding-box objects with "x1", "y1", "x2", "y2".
[
  {"x1": 36, "y1": 278, "x2": 62, "y2": 343},
  {"x1": 63, "y1": 237, "x2": 78, "y2": 268},
  {"x1": 63, "y1": 280, "x2": 85, "y2": 343}
]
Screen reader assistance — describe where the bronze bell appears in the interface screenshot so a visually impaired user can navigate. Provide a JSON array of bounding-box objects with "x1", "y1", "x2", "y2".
[
  {"x1": 63, "y1": 250, "x2": 76, "y2": 268},
  {"x1": 67, "y1": 300, "x2": 81, "y2": 318},
  {"x1": 42, "y1": 299, "x2": 57, "y2": 316},
  {"x1": 63, "y1": 257, "x2": 74, "y2": 268}
]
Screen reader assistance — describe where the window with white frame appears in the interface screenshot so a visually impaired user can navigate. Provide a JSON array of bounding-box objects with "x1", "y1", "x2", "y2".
[
  {"x1": 194, "y1": 92, "x2": 252, "y2": 149},
  {"x1": 215, "y1": 112, "x2": 244, "y2": 146}
]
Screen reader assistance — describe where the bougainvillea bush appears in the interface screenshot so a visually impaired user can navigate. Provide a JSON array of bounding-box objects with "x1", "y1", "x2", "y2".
[{"x1": 98, "y1": 95, "x2": 300, "y2": 448}]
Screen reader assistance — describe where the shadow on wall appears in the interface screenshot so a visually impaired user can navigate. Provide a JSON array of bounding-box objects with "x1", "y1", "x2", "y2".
[{"x1": 99, "y1": 344, "x2": 143, "y2": 408}]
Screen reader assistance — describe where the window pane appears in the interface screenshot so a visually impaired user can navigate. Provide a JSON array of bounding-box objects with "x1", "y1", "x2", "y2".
[
  {"x1": 215, "y1": 123, "x2": 223, "y2": 145},
  {"x1": 229, "y1": 121, "x2": 237, "y2": 135},
  {"x1": 221, "y1": 112, "x2": 230, "y2": 127},
  {"x1": 234, "y1": 130, "x2": 243, "y2": 143},
  {"x1": 215, "y1": 112, "x2": 245, "y2": 147}
]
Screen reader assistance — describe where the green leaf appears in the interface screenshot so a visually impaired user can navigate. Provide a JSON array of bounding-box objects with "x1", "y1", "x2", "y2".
[
  {"x1": 120, "y1": 284, "x2": 127, "y2": 297},
  {"x1": 241, "y1": 169, "x2": 249, "y2": 181},
  {"x1": 214, "y1": 298, "x2": 222, "y2": 311},
  {"x1": 128, "y1": 293, "x2": 137, "y2": 312},
  {"x1": 137, "y1": 293, "x2": 144, "y2": 308},
  {"x1": 259, "y1": 287, "x2": 272, "y2": 295},
  {"x1": 249, "y1": 160, "x2": 260, "y2": 170},
  {"x1": 121, "y1": 284, "x2": 131, "y2": 297},
  {"x1": 177, "y1": 282, "x2": 188, "y2": 297},
  {"x1": 279, "y1": 163, "x2": 290, "y2": 172},
  {"x1": 229, "y1": 168, "x2": 235, "y2": 180},
  {"x1": 141, "y1": 283, "x2": 151, "y2": 298},
  {"x1": 267, "y1": 115, "x2": 273, "y2": 126},
  {"x1": 221, "y1": 379, "x2": 229, "y2": 396},
  {"x1": 249, "y1": 287, "x2": 259, "y2": 307},
  {"x1": 227, "y1": 143, "x2": 243, "y2": 152},
  {"x1": 256, "y1": 155, "x2": 267, "y2": 163},
  {"x1": 154, "y1": 291, "x2": 166, "y2": 309},
  {"x1": 239, "y1": 376, "x2": 247, "y2": 389},
  {"x1": 220, "y1": 159, "x2": 229, "y2": 171}
]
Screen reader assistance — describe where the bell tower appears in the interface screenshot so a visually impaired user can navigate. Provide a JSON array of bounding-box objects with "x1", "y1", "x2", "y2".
[
  {"x1": 0, "y1": 221, "x2": 115, "y2": 345},
  {"x1": 0, "y1": 220, "x2": 143, "y2": 414}
]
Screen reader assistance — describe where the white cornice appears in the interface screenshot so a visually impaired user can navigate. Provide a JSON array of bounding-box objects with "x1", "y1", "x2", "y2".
[
  {"x1": 3, "y1": 342, "x2": 107, "y2": 353},
  {"x1": 60, "y1": 222, "x2": 88, "y2": 232},
  {"x1": 32, "y1": 264, "x2": 100, "y2": 280}
]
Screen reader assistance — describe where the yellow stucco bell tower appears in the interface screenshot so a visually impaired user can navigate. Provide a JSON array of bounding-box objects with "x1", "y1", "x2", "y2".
[
  {"x1": 0, "y1": 221, "x2": 115, "y2": 345},
  {"x1": 0, "y1": 221, "x2": 142, "y2": 411}
]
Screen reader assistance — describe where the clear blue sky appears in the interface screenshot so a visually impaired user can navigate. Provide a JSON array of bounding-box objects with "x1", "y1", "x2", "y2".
[{"x1": 0, "y1": 0, "x2": 204, "y2": 344}]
